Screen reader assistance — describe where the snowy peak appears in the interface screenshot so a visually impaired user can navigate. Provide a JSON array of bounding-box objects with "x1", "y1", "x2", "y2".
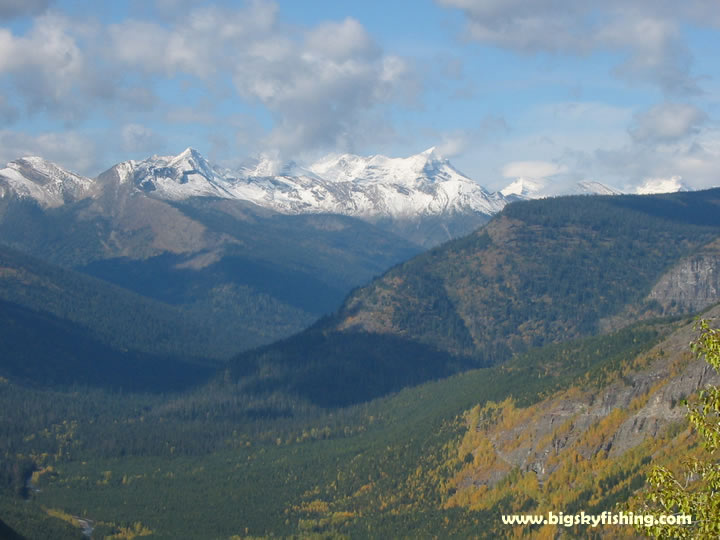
[
  {"x1": 0, "y1": 157, "x2": 95, "y2": 208},
  {"x1": 306, "y1": 153, "x2": 371, "y2": 183},
  {"x1": 576, "y1": 180, "x2": 622, "y2": 196},
  {"x1": 500, "y1": 177, "x2": 546, "y2": 199},
  {"x1": 6, "y1": 146, "x2": 698, "y2": 229},
  {"x1": 309, "y1": 147, "x2": 471, "y2": 187},
  {"x1": 235, "y1": 155, "x2": 278, "y2": 178},
  {"x1": 168, "y1": 147, "x2": 211, "y2": 173},
  {"x1": 634, "y1": 176, "x2": 689, "y2": 195},
  {"x1": 235, "y1": 155, "x2": 321, "y2": 180},
  {"x1": 500, "y1": 177, "x2": 623, "y2": 199},
  {"x1": 291, "y1": 148, "x2": 505, "y2": 217},
  {"x1": 416, "y1": 147, "x2": 466, "y2": 182},
  {"x1": 108, "y1": 148, "x2": 232, "y2": 200}
]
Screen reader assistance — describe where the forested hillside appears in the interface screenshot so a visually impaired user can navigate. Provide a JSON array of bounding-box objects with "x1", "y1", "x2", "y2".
[
  {"x1": 3, "y1": 190, "x2": 720, "y2": 538},
  {"x1": 0, "y1": 316, "x2": 676, "y2": 538},
  {"x1": 0, "y1": 244, "x2": 233, "y2": 360},
  {"x1": 337, "y1": 189, "x2": 720, "y2": 357},
  {"x1": 2, "y1": 310, "x2": 713, "y2": 538},
  {"x1": 0, "y1": 194, "x2": 420, "y2": 353},
  {"x1": 221, "y1": 189, "x2": 720, "y2": 408}
]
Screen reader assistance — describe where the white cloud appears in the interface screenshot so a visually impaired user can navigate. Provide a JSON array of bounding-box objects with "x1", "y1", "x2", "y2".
[
  {"x1": 454, "y1": 96, "x2": 719, "y2": 194},
  {"x1": 502, "y1": 160, "x2": 566, "y2": 179},
  {"x1": 589, "y1": 128, "x2": 720, "y2": 191},
  {"x1": 0, "y1": 13, "x2": 152, "y2": 124},
  {"x1": 436, "y1": 134, "x2": 468, "y2": 157},
  {"x1": 635, "y1": 175, "x2": 687, "y2": 194},
  {"x1": 436, "y1": 0, "x2": 720, "y2": 95},
  {"x1": 304, "y1": 18, "x2": 379, "y2": 61},
  {"x1": 121, "y1": 124, "x2": 163, "y2": 153},
  {"x1": 629, "y1": 103, "x2": 706, "y2": 142},
  {"x1": 0, "y1": 14, "x2": 86, "y2": 111},
  {"x1": 0, "y1": 2, "x2": 415, "y2": 159},
  {"x1": 0, "y1": 130, "x2": 99, "y2": 174},
  {"x1": 0, "y1": 0, "x2": 52, "y2": 19},
  {"x1": 434, "y1": 116, "x2": 509, "y2": 159},
  {"x1": 108, "y1": 3, "x2": 277, "y2": 79},
  {"x1": 106, "y1": 4, "x2": 415, "y2": 158}
]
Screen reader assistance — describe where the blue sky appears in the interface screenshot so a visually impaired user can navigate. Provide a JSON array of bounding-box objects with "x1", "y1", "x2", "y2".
[{"x1": 0, "y1": 0, "x2": 719, "y2": 193}]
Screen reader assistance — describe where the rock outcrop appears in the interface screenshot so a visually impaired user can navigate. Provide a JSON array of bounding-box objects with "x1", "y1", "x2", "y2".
[{"x1": 453, "y1": 305, "x2": 720, "y2": 493}]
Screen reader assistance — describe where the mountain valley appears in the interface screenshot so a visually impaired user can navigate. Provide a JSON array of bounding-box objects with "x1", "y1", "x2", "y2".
[
  {"x1": 0, "y1": 151, "x2": 430, "y2": 354},
  {"x1": 1, "y1": 152, "x2": 720, "y2": 538}
]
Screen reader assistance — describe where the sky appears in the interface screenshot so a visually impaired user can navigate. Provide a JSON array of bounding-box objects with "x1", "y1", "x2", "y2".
[{"x1": 0, "y1": 0, "x2": 719, "y2": 193}]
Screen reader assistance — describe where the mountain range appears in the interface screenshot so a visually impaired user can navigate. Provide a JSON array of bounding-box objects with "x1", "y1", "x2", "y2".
[
  {"x1": 1, "y1": 147, "x2": 651, "y2": 248},
  {"x1": 0, "y1": 191, "x2": 421, "y2": 358},
  {"x1": 2, "y1": 146, "x2": 720, "y2": 538},
  {"x1": 221, "y1": 188, "x2": 720, "y2": 407},
  {"x1": 0, "y1": 146, "x2": 632, "y2": 355}
]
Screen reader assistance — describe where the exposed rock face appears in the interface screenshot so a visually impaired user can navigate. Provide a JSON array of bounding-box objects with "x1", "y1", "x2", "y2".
[
  {"x1": 457, "y1": 306, "x2": 720, "y2": 490},
  {"x1": 600, "y1": 238, "x2": 720, "y2": 334},
  {"x1": 608, "y1": 358, "x2": 717, "y2": 457},
  {"x1": 647, "y1": 239, "x2": 720, "y2": 314}
]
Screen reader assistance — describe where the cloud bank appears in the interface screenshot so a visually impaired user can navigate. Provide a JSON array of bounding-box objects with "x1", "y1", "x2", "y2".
[
  {"x1": 436, "y1": 0, "x2": 720, "y2": 95},
  {"x1": 0, "y1": 1, "x2": 416, "y2": 168}
]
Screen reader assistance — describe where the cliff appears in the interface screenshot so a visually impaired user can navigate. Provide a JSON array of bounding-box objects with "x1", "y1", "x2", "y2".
[{"x1": 447, "y1": 305, "x2": 720, "y2": 535}]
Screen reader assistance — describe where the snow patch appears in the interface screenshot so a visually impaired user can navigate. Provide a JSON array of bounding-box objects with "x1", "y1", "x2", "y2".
[
  {"x1": 635, "y1": 176, "x2": 688, "y2": 195},
  {"x1": 576, "y1": 181, "x2": 622, "y2": 196},
  {"x1": 500, "y1": 177, "x2": 546, "y2": 199},
  {"x1": 0, "y1": 157, "x2": 95, "y2": 208}
]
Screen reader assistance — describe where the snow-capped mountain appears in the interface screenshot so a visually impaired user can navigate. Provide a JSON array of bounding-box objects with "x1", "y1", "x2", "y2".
[
  {"x1": 239, "y1": 147, "x2": 507, "y2": 218},
  {"x1": 109, "y1": 147, "x2": 234, "y2": 200},
  {"x1": 1, "y1": 146, "x2": 697, "y2": 244},
  {"x1": 100, "y1": 146, "x2": 508, "y2": 221},
  {"x1": 634, "y1": 176, "x2": 689, "y2": 195},
  {"x1": 575, "y1": 180, "x2": 622, "y2": 196},
  {"x1": 500, "y1": 177, "x2": 546, "y2": 199},
  {"x1": 1, "y1": 147, "x2": 711, "y2": 248},
  {"x1": 0, "y1": 156, "x2": 95, "y2": 208},
  {"x1": 1, "y1": 147, "x2": 510, "y2": 246},
  {"x1": 499, "y1": 177, "x2": 623, "y2": 199}
]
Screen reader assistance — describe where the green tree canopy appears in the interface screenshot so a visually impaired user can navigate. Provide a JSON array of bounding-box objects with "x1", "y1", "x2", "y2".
[{"x1": 636, "y1": 319, "x2": 720, "y2": 539}]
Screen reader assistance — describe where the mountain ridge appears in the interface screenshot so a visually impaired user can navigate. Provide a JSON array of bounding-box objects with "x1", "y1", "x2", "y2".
[
  {"x1": 2, "y1": 146, "x2": 700, "y2": 249},
  {"x1": 3, "y1": 185, "x2": 720, "y2": 537},
  {"x1": 1, "y1": 147, "x2": 508, "y2": 217},
  {"x1": 0, "y1": 166, "x2": 422, "y2": 353},
  {"x1": 222, "y1": 188, "x2": 720, "y2": 407}
]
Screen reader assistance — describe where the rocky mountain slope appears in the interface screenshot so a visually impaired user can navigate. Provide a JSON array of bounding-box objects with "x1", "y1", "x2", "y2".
[
  {"x1": 334, "y1": 190, "x2": 720, "y2": 357},
  {"x1": 646, "y1": 236, "x2": 720, "y2": 314},
  {"x1": 0, "y1": 156, "x2": 422, "y2": 353},
  {"x1": 224, "y1": 189, "x2": 720, "y2": 407},
  {"x1": 447, "y1": 304, "x2": 720, "y2": 537},
  {"x1": 0, "y1": 147, "x2": 647, "y2": 248},
  {"x1": 94, "y1": 146, "x2": 511, "y2": 247}
]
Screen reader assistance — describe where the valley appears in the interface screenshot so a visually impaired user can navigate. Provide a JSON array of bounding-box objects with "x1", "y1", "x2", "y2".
[
  {"x1": 3, "y1": 1, "x2": 720, "y2": 537},
  {"x1": 2, "y1": 175, "x2": 720, "y2": 537}
]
